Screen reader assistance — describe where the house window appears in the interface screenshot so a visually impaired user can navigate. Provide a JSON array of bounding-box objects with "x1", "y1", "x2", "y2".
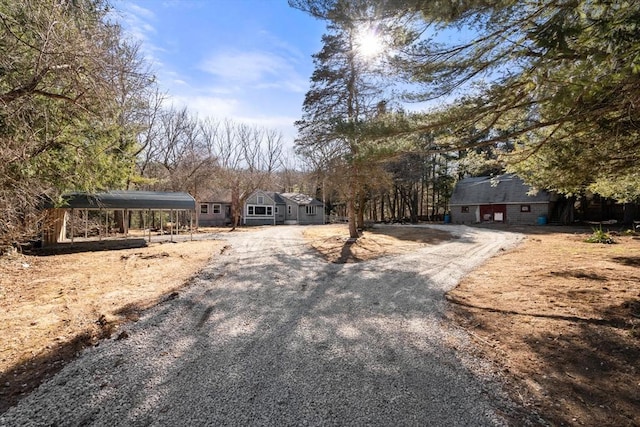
[
  {"x1": 287, "y1": 205, "x2": 292, "y2": 215},
  {"x1": 212, "y1": 204, "x2": 221, "y2": 214},
  {"x1": 200, "y1": 204, "x2": 208, "y2": 214},
  {"x1": 520, "y1": 204, "x2": 531, "y2": 212},
  {"x1": 257, "y1": 195, "x2": 264, "y2": 204},
  {"x1": 305, "y1": 205, "x2": 317, "y2": 215},
  {"x1": 275, "y1": 206, "x2": 279, "y2": 214},
  {"x1": 247, "y1": 205, "x2": 272, "y2": 216},
  {"x1": 461, "y1": 206, "x2": 469, "y2": 213}
]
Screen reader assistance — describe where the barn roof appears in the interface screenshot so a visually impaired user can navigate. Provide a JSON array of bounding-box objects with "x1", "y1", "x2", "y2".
[
  {"x1": 450, "y1": 175, "x2": 552, "y2": 205},
  {"x1": 48, "y1": 191, "x2": 196, "y2": 210}
]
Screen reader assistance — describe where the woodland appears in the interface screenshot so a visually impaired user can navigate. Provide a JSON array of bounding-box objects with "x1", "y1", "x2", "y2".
[{"x1": 2, "y1": 0, "x2": 639, "y2": 244}]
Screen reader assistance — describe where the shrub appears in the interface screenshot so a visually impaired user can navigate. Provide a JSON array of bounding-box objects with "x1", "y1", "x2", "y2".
[{"x1": 585, "y1": 226, "x2": 615, "y2": 244}]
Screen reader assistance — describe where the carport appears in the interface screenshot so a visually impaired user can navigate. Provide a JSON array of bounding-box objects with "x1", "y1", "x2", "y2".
[{"x1": 43, "y1": 191, "x2": 196, "y2": 247}]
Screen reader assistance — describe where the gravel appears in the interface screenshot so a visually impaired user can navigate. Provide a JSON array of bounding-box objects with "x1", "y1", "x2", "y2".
[{"x1": 1, "y1": 224, "x2": 524, "y2": 426}]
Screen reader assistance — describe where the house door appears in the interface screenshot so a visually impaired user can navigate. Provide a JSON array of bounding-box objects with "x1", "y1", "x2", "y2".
[{"x1": 479, "y1": 204, "x2": 507, "y2": 222}]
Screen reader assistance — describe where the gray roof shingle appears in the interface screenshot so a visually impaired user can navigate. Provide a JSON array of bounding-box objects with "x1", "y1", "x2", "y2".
[{"x1": 450, "y1": 175, "x2": 551, "y2": 205}]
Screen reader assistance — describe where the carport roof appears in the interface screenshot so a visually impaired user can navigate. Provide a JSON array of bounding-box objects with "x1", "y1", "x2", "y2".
[{"x1": 48, "y1": 191, "x2": 196, "y2": 210}]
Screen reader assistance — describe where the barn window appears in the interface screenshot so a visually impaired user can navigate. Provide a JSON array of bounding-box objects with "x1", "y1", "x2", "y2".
[
  {"x1": 461, "y1": 206, "x2": 470, "y2": 213},
  {"x1": 520, "y1": 204, "x2": 531, "y2": 212},
  {"x1": 200, "y1": 204, "x2": 208, "y2": 214}
]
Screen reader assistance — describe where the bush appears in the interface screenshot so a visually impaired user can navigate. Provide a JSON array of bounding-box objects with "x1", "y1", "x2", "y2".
[{"x1": 585, "y1": 226, "x2": 615, "y2": 244}]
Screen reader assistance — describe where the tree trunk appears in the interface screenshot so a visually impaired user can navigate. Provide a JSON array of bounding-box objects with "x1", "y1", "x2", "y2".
[
  {"x1": 114, "y1": 210, "x2": 128, "y2": 233},
  {"x1": 386, "y1": 193, "x2": 395, "y2": 220},
  {"x1": 356, "y1": 191, "x2": 365, "y2": 230},
  {"x1": 623, "y1": 202, "x2": 635, "y2": 229},
  {"x1": 230, "y1": 187, "x2": 241, "y2": 231},
  {"x1": 410, "y1": 185, "x2": 419, "y2": 223},
  {"x1": 347, "y1": 181, "x2": 358, "y2": 238}
]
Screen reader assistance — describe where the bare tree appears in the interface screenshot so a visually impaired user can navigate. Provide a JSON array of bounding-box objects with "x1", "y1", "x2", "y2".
[{"x1": 203, "y1": 120, "x2": 284, "y2": 230}]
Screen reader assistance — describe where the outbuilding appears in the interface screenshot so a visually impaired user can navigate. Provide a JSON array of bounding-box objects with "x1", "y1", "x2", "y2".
[
  {"x1": 43, "y1": 191, "x2": 196, "y2": 246},
  {"x1": 449, "y1": 175, "x2": 555, "y2": 225}
]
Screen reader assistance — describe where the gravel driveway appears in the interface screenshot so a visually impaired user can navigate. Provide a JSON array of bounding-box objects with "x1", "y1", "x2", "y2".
[{"x1": 1, "y1": 225, "x2": 523, "y2": 426}]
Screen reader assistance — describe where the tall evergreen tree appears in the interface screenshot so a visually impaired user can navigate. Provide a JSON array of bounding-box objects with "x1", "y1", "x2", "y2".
[{"x1": 294, "y1": 0, "x2": 410, "y2": 237}]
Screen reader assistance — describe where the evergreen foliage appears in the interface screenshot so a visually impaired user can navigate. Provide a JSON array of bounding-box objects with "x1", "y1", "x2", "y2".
[
  {"x1": 292, "y1": 0, "x2": 640, "y2": 204},
  {"x1": 295, "y1": 1, "x2": 394, "y2": 237},
  {"x1": 0, "y1": 0, "x2": 154, "y2": 244}
]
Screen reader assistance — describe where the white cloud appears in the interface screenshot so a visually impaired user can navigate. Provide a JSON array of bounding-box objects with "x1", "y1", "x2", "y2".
[
  {"x1": 167, "y1": 94, "x2": 241, "y2": 119},
  {"x1": 118, "y1": 3, "x2": 157, "y2": 42},
  {"x1": 200, "y1": 51, "x2": 281, "y2": 82},
  {"x1": 199, "y1": 50, "x2": 308, "y2": 93},
  {"x1": 165, "y1": 92, "x2": 298, "y2": 148},
  {"x1": 127, "y1": 3, "x2": 156, "y2": 21}
]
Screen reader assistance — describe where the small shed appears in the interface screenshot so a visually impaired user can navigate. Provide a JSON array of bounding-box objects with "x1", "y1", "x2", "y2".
[
  {"x1": 450, "y1": 175, "x2": 555, "y2": 224},
  {"x1": 43, "y1": 191, "x2": 196, "y2": 246}
]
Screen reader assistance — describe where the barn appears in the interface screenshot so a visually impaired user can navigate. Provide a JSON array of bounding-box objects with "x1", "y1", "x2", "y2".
[{"x1": 450, "y1": 175, "x2": 555, "y2": 225}]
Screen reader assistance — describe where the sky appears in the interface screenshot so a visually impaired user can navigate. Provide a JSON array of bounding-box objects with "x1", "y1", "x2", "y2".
[{"x1": 113, "y1": 0, "x2": 327, "y2": 149}]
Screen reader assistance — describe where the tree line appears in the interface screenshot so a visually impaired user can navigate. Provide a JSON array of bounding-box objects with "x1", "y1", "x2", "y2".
[
  {"x1": 0, "y1": 0, "x2": 308, "y2": 246},
  {"x1": 4, "y1": 0, "x2": 637, "y2": 245},
  {"x1": 0, "y1": 0, "x2": 457, "y2": 247}
]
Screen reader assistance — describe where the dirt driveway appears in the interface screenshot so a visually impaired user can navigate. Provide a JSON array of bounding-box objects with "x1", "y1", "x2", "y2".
[{"x1": 1, "y1": 225, "x2": 526, "y2": 426}]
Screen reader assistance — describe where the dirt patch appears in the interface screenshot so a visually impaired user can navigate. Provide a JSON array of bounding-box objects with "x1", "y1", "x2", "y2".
[
  {"x1": 0, "y1": 237, "x2": 224, "y2": 413},
  {"x1": 447, "y1": 228, "x2": 640, "y2": 426},
  {"x1": 303, "y1": 224, "x2": 451, "y2": 263}
]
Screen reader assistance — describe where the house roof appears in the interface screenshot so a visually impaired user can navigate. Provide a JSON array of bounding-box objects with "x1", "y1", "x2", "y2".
[
  {"x1": 199, "y1": 189, "x2": 232, "y2": 204},
  {"x1": 450, "y1": 175, "x2": 552, "y2": 205},
  {"x1": 280, "y1": 192, "x2": 323, "y2": 206},
  {"x1": 262, "y1": 191, "x2": 286, "y2": 204},
  {"x1": 48, "y1": 191, "x2": 196, "y2": 210}
]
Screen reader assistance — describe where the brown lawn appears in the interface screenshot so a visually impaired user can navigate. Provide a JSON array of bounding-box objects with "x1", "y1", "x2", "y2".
[
  {"x1": 1, "y1": 224, "x2": 638, "y2": 426},
  {"x1": 447, "y1": 226, "x2": 640, "y2": 427}
]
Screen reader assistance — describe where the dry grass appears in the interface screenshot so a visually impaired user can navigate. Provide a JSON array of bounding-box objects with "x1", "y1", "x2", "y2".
[
  {"x1": 0, "y1": 237, "x2": 224, "y2": 412},
  {"x1": 448, "y1": 228, "x2": 640, "y2": 426},
  {"x1": 303, "y1": 224, "x2": 451, "y2": 263}
]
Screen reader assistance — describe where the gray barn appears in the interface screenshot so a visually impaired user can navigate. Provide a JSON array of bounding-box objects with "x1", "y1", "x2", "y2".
[{"x1": 450, "y1": 175, "x2": 554, "y2": 225}]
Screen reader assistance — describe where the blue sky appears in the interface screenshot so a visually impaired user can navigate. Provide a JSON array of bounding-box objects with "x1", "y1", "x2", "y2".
[{"x1": 114, "y1": 0, "x2": 327, "y2": 147}]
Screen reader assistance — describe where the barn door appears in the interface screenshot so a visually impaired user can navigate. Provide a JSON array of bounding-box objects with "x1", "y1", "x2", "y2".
[
  {"x1": 479, "y1": 205, "x2": 507, "y2": 222},
  {"x1": 480, "y1": 205, "x2": 493, "y2": 222},
  {"x1": 492, "y1": 204, "x2": 507, "y2": 222}
]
